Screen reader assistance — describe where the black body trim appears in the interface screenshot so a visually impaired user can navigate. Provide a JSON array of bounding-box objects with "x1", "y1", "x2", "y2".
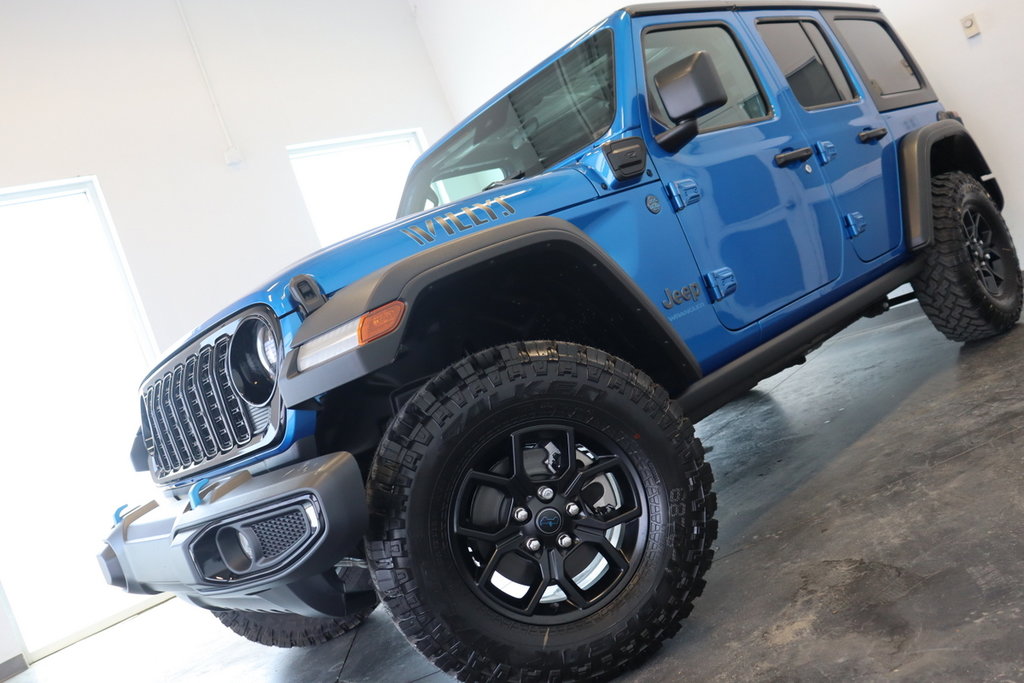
[
  {"x1": 98, "y1": 449, "x2": 369, "y2": 618},
  {"x1": 678, "y1": 260, "x2": 922, "y2": 422},
  {"x1": 858, "y1": 127, "x2": 888, "y2": 143},
  {"x1": 898, "y1": 120, "x2": 1002, "y2": 251},
  {"x1": 288, "y1": 273, "x2": 327, "y2": 317},
  {"x1": 625, "y1": 1, "x2": 879, "y2": 16},
  {"x1": 280, "y1": 217, "x2": 703, "y2": 407},
  {"x1": 603, "y1": 137, "x2": 648, "y2": 180}
]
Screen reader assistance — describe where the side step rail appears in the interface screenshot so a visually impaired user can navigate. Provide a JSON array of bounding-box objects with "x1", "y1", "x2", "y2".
[{"x1": 677, "y1": 260, "x2": 924, "y2": 422}]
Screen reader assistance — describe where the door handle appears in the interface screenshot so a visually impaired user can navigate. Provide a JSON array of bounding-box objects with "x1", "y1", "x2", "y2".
[
  {"x1": 858, "y1": 127, "x2": 888, "y2": 143},
  {"x1": 774, "y1": 147, "x2": 814, "y2": 167}
]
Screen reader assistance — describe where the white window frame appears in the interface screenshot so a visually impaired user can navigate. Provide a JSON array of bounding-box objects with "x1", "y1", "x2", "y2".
[
  {"x1": 287, "y1": 127, "x2": 427, "y2": 162},
  {"x1": 287, "y1": 128, "x2": 428, "y2": 245},
  {"x1": 0, "y1": 177, "x2": 158, "y2": 362}
]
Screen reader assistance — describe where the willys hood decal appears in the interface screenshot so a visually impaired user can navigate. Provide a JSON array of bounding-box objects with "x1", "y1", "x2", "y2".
[{"x1": 184, "y1": 168, "x2": 597, "y2": 343}]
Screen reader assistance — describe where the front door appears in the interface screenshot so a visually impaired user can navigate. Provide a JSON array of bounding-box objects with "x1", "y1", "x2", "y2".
[
  {"x1": 750, "y1": 13, "x2": 898, "y2": 262},
  {"x1": 637, "y1": 14, "x2": 843, "y2": 331}
]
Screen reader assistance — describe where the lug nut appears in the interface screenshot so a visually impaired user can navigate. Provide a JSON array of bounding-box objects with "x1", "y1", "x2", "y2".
[
  {"x1": 537, "y1": 486, "x2": 555, "y2": 502},
  {"x1": 525, "y1": 537, "x2": 542, "y2": 552},
  {"x1": 557, "y1": 533, "x2": 573, "y2": 549},
  {"x1": 513, "y1": 507, "x2": 529, "y2": 523},
  {"x1": 565, "y1": 502, "x2": 581, "y2": 517}
]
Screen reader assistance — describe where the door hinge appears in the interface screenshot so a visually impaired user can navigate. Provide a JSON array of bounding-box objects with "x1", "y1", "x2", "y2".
[
  {"x1": 667, "y1": 178, "x2": 702, "y2": 211},
  {"x1": 843, "y1": 212, "x2": 867, "y2": 239},
  {"x1": 815, "y1": 140, "x2": 838, "y2": 166},
  {"x1": 703, "y1": 267, "x2": 738, "y2": 302}
]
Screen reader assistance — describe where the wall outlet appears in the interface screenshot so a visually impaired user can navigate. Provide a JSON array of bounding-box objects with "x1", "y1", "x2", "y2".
[{"x1": 961, "y1": 13, "x2": 981, "y2": 38}]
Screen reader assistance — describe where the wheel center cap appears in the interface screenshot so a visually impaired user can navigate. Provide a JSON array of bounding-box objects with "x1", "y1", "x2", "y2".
[{"x1": 535, "y1": 508, "x2": 563, "y2": 535}]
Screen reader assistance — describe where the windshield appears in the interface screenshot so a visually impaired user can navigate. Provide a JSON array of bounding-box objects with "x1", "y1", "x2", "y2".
[{"x1": 398, "y1": 29, "x2": 615, "y2": 217}]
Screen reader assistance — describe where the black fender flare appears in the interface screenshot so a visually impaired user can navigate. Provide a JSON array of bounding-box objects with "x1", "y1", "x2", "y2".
[
  {"x1": 278, "y1": 216, "x2": 702, "y2": 407},
  {"x1": 900, "y1": 119, "x2": 1003, "y2": 251}
]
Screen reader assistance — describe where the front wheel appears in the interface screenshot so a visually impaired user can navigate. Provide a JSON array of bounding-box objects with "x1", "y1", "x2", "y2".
[
  {"x1": 212, "y1": 603, "x2": 375, "y2": 648},
  {"x1": 913, "y1": 171, "x2": 1022, "y2": 341},
  {"x1": 366, "y1": 342, "x2": 716, "y2": 682}
]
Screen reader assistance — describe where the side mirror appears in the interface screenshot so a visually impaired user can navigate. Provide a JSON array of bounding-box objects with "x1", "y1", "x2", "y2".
[{"x1": 653, "y1": 51, "x2": 728, "y2": 153}]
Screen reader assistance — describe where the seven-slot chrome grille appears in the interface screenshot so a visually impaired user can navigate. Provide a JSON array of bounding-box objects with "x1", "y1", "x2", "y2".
[{"x1": 139, "y1": 308, "x2": 282, "y2": 483}]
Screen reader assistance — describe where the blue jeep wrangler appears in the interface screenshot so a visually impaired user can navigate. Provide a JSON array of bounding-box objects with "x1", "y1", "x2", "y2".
[{"x1": 99, "y1": 2, "x2": 1021, "y2": 680}]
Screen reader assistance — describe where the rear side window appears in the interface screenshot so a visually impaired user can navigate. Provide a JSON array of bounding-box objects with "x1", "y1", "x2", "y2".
[
  {"x1": 757, "y1": 21, "x2": 855, "y2": 109},
  {"x1": 643, "y1": 25, "x2": 769, "y2": 132},
  {"x1": 833, "y1": 19, "x2": 922, "y2": 95}
]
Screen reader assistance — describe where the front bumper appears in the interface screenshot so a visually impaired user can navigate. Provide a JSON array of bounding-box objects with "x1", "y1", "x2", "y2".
[{"x1": 98, "y1": 450, "x2": 371, "y2": 618}]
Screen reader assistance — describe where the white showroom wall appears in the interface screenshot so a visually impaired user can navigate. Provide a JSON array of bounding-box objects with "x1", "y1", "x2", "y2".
[
  {"x1": 409, "y1": 0, "x2": 1024, "y2": 236},
  {"x1": 876, "y1": 0, "x2": 1024, "y2": 234},
  {"x1": 0, "y1": 0, "x2": 453, "y2": 351}
]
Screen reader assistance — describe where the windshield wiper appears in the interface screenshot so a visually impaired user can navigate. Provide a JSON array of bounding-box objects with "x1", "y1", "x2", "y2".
[{"x1": 483, "y1": 170, "x2": 525, "y2": 192}]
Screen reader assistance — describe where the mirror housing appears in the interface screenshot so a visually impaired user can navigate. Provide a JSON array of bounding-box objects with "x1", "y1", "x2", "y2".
[{"x1": 653, "y1": 51, "x2": 727, "y2": 153}]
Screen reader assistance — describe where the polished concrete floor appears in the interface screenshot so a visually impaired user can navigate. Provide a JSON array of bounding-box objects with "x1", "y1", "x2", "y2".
[{"x1": 14, "y1": 303, "x2": 1024, "y2": 682}]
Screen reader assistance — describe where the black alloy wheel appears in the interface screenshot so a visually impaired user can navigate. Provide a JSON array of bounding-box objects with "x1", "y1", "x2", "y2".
[
  {"x1": 365, "y1": 341, "x2": 717, "y2": 682},
  {"x1": 451, "y1": 423, "x2": 647, "y2": 624},
  {"x1": 961, "y1": 207, "x2": 1009, "y2": 297}
]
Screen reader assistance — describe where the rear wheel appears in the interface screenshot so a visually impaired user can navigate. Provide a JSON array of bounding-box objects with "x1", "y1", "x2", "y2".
[
  {"x1": 913, "y1": 171, "x2": 1022, "y2": 341},
  {"x1": 366, "y1": 341, "x2": 716, "y2": 681}
]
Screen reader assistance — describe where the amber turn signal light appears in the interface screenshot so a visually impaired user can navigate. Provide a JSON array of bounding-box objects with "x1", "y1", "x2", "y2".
[{"x1": 358, "y1": 300, "x2": 406, "y2": 345}]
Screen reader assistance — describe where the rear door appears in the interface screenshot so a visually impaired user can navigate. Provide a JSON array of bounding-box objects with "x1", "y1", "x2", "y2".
[
  {"x1": 748, "y1": 12, "x2": 899, "y2": 263},
  {"x1": 636, "y1": 14, "x2": 843, "y2": 331}
]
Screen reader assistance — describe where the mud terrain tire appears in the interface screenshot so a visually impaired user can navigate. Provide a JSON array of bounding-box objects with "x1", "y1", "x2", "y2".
[{"x1": 365, "y1": 341, "x2": 716, "y2": 682}]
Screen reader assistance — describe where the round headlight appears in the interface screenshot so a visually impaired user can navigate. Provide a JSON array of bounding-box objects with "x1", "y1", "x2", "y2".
[
  {"x1": 256, "y1": 323, "x2": 279, "y2": 374},
  {"x1": 229, "y1": 317, "x2": 279, "y2": 406}
]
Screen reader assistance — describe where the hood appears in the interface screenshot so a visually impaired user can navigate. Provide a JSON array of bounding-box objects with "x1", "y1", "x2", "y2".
[{"x1": 189, "y1": 166, "x2": 598, "y2": 338}]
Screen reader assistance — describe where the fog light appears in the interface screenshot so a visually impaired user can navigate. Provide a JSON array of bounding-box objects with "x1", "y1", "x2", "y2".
[{"x1": 189, "y1": 499, "x2": 323, "y2": 583}]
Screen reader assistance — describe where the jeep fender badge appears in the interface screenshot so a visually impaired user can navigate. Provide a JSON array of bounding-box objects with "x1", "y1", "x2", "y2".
[
  {"x1": 646, "y1": 195, "x2": 662, "y2": 214},
  {"x1": 661, "y1": 283, "x2": 702, "y2": 309}
]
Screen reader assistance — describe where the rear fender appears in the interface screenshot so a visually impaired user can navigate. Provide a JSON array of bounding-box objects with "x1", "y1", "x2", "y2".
[{"x1": 899, "y1": 119, "x2": 1003, "y2": 250}]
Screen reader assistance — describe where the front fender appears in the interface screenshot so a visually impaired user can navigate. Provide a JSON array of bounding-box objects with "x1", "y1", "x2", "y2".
[{"x1": 278, "y1": 216, "x2": 701, "y2": 407}]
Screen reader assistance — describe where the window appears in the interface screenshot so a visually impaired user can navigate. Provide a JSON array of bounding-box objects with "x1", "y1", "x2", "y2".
[
  {"x1": 289, "y1": 130, "x2": 424, "y2": 246},
  {"x1": 758, "y1": 21, "x2": 855, "y2": 109},
  {"x1": 398, "y1": 30, "x2": 615, "y2": 217},
  {"x1": 834, "y1": 19, "x2": 921, "y2": 95},
  {"x1": 643, "y1": 25, "x2": 769, "y2": 132},
  {"x1": 0, "y1": 179, "x2": 160, "y2": 658}
]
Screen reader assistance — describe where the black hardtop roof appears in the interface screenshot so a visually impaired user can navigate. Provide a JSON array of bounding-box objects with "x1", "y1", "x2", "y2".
[{"x1": 624, "y1": 1, "x2": 880, "y2": 17}]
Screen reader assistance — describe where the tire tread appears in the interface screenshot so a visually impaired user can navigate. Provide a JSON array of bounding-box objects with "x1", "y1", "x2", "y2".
[
  {"x1": 913, "y1": 171, "x2": 1022, "y2": 341},
  {"x1": 366, "y1": 341, "x2": 716, "y2": 682},
  {"x1": 212, "y1": 605, "x2": 374, "y2": 648}
]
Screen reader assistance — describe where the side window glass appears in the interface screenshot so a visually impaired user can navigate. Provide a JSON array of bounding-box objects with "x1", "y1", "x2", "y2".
[
  {"x1": 834, "y1": 19, "x2": 921, "y2": 95},
  {"x1": 758, "y1": 21, "x2": 855, "y2": 109},
  {"x1": 643, "y1": 25, "x2": 769, "y2": 132}
]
